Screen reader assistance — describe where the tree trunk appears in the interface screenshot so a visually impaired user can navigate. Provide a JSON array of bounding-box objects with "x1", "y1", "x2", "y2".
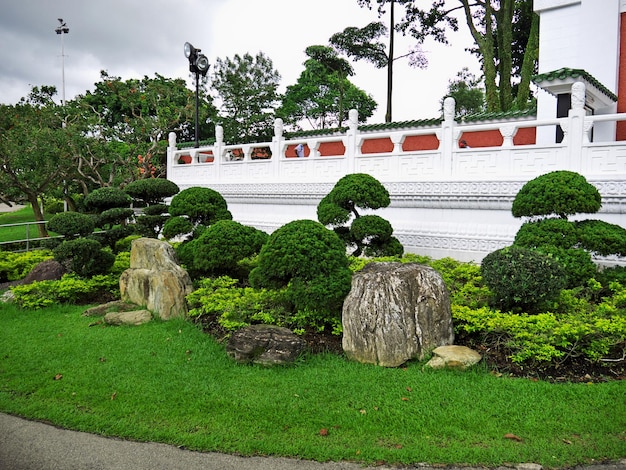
[
  {"x1": 26, "y1": 193, "x2": 49, "y2": 238},
  {"x1": 496, "y1": 0, "x2": 514, "y2": 111},
  {"x1": 385, "y1": 0, "x2": 395, "y2": 123},
  {"x1": 515, "y1": 12, "x2": 539, "y2": 110}
]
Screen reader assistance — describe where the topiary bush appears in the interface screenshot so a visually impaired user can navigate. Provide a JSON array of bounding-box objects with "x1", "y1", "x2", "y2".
[
  {"x1": 511, "y1": 170, "x2": 601, "y2": 219},
  {"x1": 124, "y1": 178, "x2": 180, "y2": 206},
  {"x1": 47, "y1": 212, "x2": 95, "y2": 240},
  {"x1": 575, "y1": 219, "x2": 626, "y2": 257},
  {"x1": 480, "y1": 245, "x2": 567, "y2": 313},
  {"x1": 249, "y1": 219, "x2": 353, "y2": 323},
  {"x1": 317, "y1": 173, "x2": 403, "y2": 257},
  {"x1": 84, "y1": 187, "x2": 132, "y2": 212},
  {"x1": 162, "y1": 216, "x2": 194, "y2": 241},
  {"x1": 169, "y1": 186, "x2": 232, "y2": 227},
  {"x1": 53, "y1": 238, "x2": 115, "y2": 277},
  {"x1": 190, "y1": 220, "x2": 268, "y2": 280},
  {"x1": 514, "y1": 218, "x2": 579, "y2": 249}
]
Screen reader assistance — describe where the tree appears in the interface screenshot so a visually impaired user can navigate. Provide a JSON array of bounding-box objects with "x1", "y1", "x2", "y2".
[
  {"x1": 441, "y1": 67, "x2": 485, "y2": 117},
  {"x1": 317, "y1": 173, "x2": 403, "y2": 257},
  {"x1": 211, "y1": 52, "x2": 281, "y2": 143},
  {"x1": 355, "y1": 0, "x2": 539, "y2": 114},
  {"x1": 71, "y1": 71, "x2": 216, "y2": 188},
  {"x1": 0, "y1": 87, "x2": 75, "y2": 237},
  {"x1": 331, "y1": 2, "x2": 431, "y2": 122},
  {"x1": 278, "y1": 47, "x2": 377, "y2": 130}
]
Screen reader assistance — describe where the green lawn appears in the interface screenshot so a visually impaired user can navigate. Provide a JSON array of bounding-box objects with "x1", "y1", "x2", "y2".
[{"x1": 1, "y1": 303, "x2": 624, "y2": 468}]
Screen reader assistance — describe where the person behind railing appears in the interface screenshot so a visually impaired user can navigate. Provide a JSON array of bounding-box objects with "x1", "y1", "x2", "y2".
[
  {"x1": 295, "y1": 143, "x2": 305, "y2": 157},
  {"x1": 459, "y1": 139, "x2": 471, "y2": 148}
]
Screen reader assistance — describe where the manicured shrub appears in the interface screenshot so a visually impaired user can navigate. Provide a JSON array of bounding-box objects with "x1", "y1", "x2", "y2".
[
  {"x1": 249, "y1": 219, "x2": 353, "y2": 321},
  {"x1": 480, "y1": 245, "x2": 567, "y2": 313},
  {"x1": 47, "y1": 212, "x2": 95, "y2": 240},
  {"x1": 162, "y1": 216, "x2": 194, "y2": 240},
  {"x1": 317, "y1": 173, "x2": 403, "y2": 256},
  {"x1": 84, "y1": 187, "x2": 131, "y2": 212},
  {"x1": 191, "y1": 220, "x2": 268, "y2": 280},
  {"x1": 534, "y1": 246, "x2": 597, "y2": 288},
  {"x1": 514, "y1": 218, "x2": 578, "y2": 249},
  {"x1": 142, "y1": 204, "x2": 168, "y2": 216},
  {"x1": 53, "y1": 238, "x2": 115, "y2": 277},
  {"x1": 169, "y1": 186, "x2": 232, "y2": 227},
  {"x1": 124, "y1": 178, "x2": 180, "y2": 205},
  {"x1": 575, "y1": 219, "x2": 626, "y2": 257},
  {"x1": 96, "y1": 207, "x2": 135, "y2": 228},
  {"x1": 511, "y1": 170, "x2": 601, "y2": 219}
]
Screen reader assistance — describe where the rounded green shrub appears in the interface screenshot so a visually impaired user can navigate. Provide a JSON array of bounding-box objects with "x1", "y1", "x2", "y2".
[
  {"x1": 142, "y1": 204, "x2": 168, "y2": 216},
  {"x1": 162, "y1": 216, "x2": 194, "y2": 240},
  {"x1": 249, "y1": 219, "x2": 352, "y2": 319},
  {"x1": 192, "y1": 220, "x2": 268, "y2": 280},
  {"x1": 514, "y1": 218, "x2": 578, "y2": 249},
  {"x1": 481, "y1": 245, "x2": 567, "y2": 313},
  {"x1": 84, "y1": 187, "x2": 131, "y2": 212},
  {"x1": 575, "y1": 219, "x2": 626, "y2": 257},
  {"x1": 97, "y1": 207, "x2": 135, "y2": 228},
  {"x1": 169, "y1": 187, "x2": 232, "y2": 226},
  {"x1": 53, "y1": 238, "x2": 115, "y2": 277},
  {"x1": 511, "y1": 171, "x2": 601, "y2": 219},
  {"x1": 534, "y1": 246, "x2": 597, "y2": 289},
  {"x1": 47, "y1": 211, "x2": 95, "y2": 240},
  {"x1": 124, "y1": 178, "x2": 180, "y2": 205}
]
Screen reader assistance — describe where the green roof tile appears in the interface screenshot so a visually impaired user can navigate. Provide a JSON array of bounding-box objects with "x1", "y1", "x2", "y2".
[{"x1": 533, "y1": 67, "x2": 618, "y2": 102}]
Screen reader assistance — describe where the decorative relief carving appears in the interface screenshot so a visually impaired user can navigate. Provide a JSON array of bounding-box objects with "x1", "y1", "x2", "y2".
[{"x1": 571, "y1": 81, "x2": 586, "y2": 110}]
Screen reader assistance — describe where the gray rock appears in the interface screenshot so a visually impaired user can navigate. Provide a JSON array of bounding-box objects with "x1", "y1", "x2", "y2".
[
  {"x1": 342, "y1": 262, "x2": 454, "y2": 367},
  {"x1": 425, "y1": 345, "x2": 482, "y2": 370},
  {"x1": 20, "y1": 259, "x2": 65, "y2": 285},
  {"x1": 104, "y1": 310, "x2": 152, "y2": 326},
  {"x1": 226, "y1": 324, "x2": 306, "y2": 366},
  {"x1": 82, "y1": 300, "x2": 140, "y2": 317}
]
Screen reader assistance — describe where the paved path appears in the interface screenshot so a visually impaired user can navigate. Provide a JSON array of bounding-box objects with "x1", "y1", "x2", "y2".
[{"x1": 1, "y1": 413, "x2": 625, "y2": 470}]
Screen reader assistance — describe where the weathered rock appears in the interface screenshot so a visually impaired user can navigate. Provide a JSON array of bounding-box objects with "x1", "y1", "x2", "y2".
[
  {"x1": 342, "y1": 262, "x2": 454, "y2": 367},
  {"x1": 82, "y1": 300, "x2": 139, "y2": 317},
  {"x1": 20, "y1": 259, "x2": 65, "y2": 284},
  {"x1": 425, "y1": 345, "x2": 482, "y2": 370},
  {"x1": 104, "y1": 310, "x2": 152, "y2": 326},
  {"x1": 226, "y1": 324, "x2": 306, "y2": 366},
  {"x1": 119, "y1": 238, "x2": 193, "y2": 320}
]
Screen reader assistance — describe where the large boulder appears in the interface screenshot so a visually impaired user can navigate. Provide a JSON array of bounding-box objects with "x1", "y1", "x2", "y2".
[
  {"x1": 119, "y1": 238, "x2": 193, "y2": 320},
  {"x1": 342, "y1": 262, "x2": 454, "y2": 367},
  {"x1": 226, "y1": 324, "x2": 306, "y2": 366},
  {"x1": 20, "y1": 259, "x2": 66, "y2": 284}
]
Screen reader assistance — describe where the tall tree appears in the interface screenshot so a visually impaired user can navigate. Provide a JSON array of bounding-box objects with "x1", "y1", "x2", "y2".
[
  {"x1": 441, "y1": 67, "x2": 485, "y2": 117},
  {"x1": 334, "y1": 0, "x2": 453, "y2": 122},
  {"x1": 278, "y1": 47, "x2": 377, "y2": 130},
  {"x1": 210, "y1": 52, "x2": 281, "y2": 143},
  {"x1": 0, "y1": 87, "x2": 74, "y2": 236}
]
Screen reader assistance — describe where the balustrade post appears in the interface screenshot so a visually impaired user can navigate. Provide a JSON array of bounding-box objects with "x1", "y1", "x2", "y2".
[
  {"x1": 346, "y1": 109, "x2": 358, "y2": 174},
  {"x1": 565, "y1": 81, "x2": 586, "y2": 172},
  {"x1": 167, "y1": 132, "x2": 177, "y2": 176},
  {"x1": 272, "y1": 118, "x2": 284, "y2": 179},
  {"x1": 437, "y1": 97, "x2": 456, "y2": 176}
]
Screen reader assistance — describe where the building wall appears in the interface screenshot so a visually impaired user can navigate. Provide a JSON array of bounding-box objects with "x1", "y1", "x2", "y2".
[{"x1": 535, "y1": 0, "x2": 621, "y2": 143}]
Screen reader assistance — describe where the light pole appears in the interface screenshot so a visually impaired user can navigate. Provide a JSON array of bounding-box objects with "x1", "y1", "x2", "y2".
[
  {"x1": 55, "y1": 18, "x2": 69, "y2": 106},
  {"x1": 184, "y1": 42, "x2": 210, "y2": 148}
]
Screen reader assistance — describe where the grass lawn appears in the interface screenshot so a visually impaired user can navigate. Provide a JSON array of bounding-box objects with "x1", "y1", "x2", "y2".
[{"x1": 0, "y1": 303, "x2": 624, "y2": 468}]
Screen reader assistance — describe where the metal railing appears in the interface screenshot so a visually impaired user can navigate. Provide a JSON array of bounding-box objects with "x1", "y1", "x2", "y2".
[{"x1": 0, "y1": 221, "x2": 61, "y2": 252}]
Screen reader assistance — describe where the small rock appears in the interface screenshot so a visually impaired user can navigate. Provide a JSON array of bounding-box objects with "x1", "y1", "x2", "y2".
[
  {"x1": 425, "y1": 345, "x2": 482, "y2": 370},
  {"x1": 83, "y1": 301, "x2": 140, "y2": 317},
  {"x1": 104, "y1": 310, "x2": 152, "y2": 326}
]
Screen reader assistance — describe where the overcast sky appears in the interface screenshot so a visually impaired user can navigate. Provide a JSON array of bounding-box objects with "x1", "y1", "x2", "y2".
[{"x1": 0, "y1": 0, "x2": 480, "y2": 123}]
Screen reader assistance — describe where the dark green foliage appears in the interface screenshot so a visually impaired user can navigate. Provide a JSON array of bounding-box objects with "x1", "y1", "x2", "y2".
[
  {"x1": 481, "y1": 245, "x2": 567, "y2": 313},
  {"x1": 52, "y1": 238, "x2": 115, "y2": 277},
  {"x1": 597, "y1": 265, "x2": 626, "y2": 287},
  {"x1": 142, "y1": 204, "x2": 168, "y2": 216},
  {"x1": 175, "y1": 239, "x2": 197, "y2": 275},
  {"x1": 84, "y1": 187, "x2": 131, "y2": 212},
  {"x1": 124, "y1": 178, "x2": 180, "y2": 205},
  {"x1": 534, "y1": 246, "x2": 597, "y2": 289},
  {"x1": 317, "y1": 173, "x2": 402, "y2": 256},
  {"x1": 511, "y1": 171, "x2": 601, "y2": 219},
  {"x1": 97, "y1": 207, "x2": 135, "y2": 228},
  {"x1": 134, "y1": 215, "x2": 168, "y2": 238},
  {"x1": 90, "y1": 226, "x2": 136, "y2": 251},
  {"x1": 192, "y1": 220, "x2": 268, "y2": 280},
  {"x1": 514, "y1": 218, "x2": 578, "y2": 249},
  {"x1": 162, "y1": 216, "x2": 194, "y2": 240},
  {"x1": 575, "y1": 220, "x2": 626, "y2": 257},
  {"x1": 47, "y1": 212, "x2": 95, "y2": 240},
  {"x1": 249, "y1": 219, "x2": 352, "y2": 319},
  {"x1": 169, "y1": 187, "x2": 232, "y2": 226}
]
